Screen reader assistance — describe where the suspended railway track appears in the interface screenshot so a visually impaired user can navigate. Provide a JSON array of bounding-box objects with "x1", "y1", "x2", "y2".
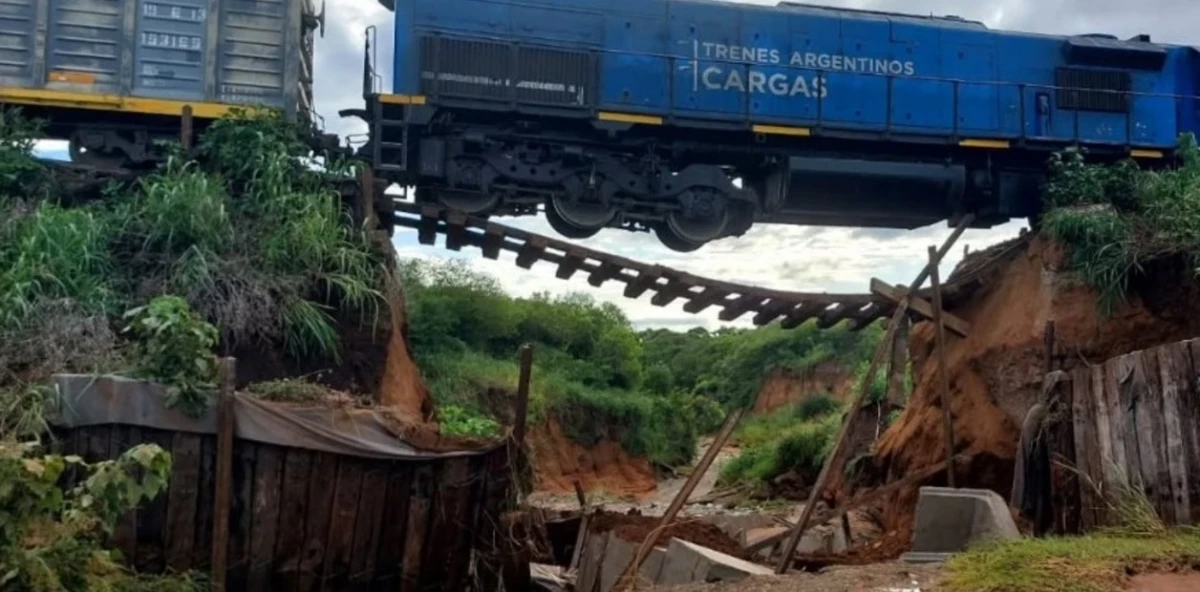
[{"x1": 392, "y1": 200, "x2": 1031, "y2": 331}]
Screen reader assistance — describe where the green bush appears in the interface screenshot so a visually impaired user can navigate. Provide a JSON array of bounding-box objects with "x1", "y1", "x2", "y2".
[
  {"x1": 1042, "y1": 134, "x2": 1200, "y2": 313},
  {"x1": 438, "y1": 405, "x2": 502, "y2": 439},
  {"x1": 720, "y1": 408, "x2": 841, "y2": 488},
  {"x1": 122, "y1": 296, "x2": 219, "y2": 417}
]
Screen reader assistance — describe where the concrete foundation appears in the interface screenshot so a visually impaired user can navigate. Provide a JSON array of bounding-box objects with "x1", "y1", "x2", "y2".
[{"x1": 902, "y1": 486, "x2": 1020, "y2": 563}]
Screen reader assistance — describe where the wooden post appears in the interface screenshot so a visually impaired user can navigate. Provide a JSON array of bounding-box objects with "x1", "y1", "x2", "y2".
[
  {"x1": 180, "y1": 105, "x2": 194, "y2": 153},
  {"x1": 513, "y1": 344, "x2": 534, "y2": 444},
  {"x1": 886, "y1": 314, "x2": 911, "y2": 408},
  {"x1": 774, "y1": 215, "x2": 973, "y2": 574},
  {"x1": 928, "y1": 246, "x2": 956, "y2": 489},
  {"x1": 210, "y1": 357, "x2": 237, "y2": 592},
  {"x1": 614, "y1": 408, "x2": 745, "y2": 591},
  {"x1": 573, "y1": 479, "x2": 589, "y2": 511}
]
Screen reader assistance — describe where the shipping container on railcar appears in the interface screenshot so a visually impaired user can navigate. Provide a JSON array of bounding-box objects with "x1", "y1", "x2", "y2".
[
  {"x1": 0, "y1": 0, "x2": 327, "y2": 168},
  {"x1": 356, "y1": 0, "x2": 1200, "y2": 252}
]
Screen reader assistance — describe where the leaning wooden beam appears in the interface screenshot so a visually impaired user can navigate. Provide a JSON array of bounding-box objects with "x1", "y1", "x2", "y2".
[
  {"x1": 613, "y1": 408, "x2": 745, "y2": 591},
  {"x1": 870, "y1": 278, "x2": 970, "y2": 338},
  {"x1": 773, "y1": 214, "x2": 975, "y2": 574},
  {"x1": 928, "y1": 246, "x2": 957, "y2": 488}
]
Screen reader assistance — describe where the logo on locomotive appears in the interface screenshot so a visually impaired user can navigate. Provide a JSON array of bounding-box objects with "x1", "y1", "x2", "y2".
[{"x1": 692, "y1": 41, "x2": 916, "y2": 98}]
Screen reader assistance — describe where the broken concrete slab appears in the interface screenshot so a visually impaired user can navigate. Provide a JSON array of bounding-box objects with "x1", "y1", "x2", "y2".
[
  {"x1": 902, "y1": 486, "x2": 1020, "y2": 563},
  {"x1": 658, "y1": 538, "x2": 774, "y2": 585}
]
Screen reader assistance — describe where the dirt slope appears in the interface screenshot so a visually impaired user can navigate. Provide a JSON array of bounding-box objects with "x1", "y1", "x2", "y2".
[
  {"x1": 753, "y1": 363, "x2": 855, "y2": 414},
  {"x1": 529, "y1": 417, "x2": 657, "y2": 496},
  {"x1": 872, "y1": 236, "x2": 1200, "y2": 533}
]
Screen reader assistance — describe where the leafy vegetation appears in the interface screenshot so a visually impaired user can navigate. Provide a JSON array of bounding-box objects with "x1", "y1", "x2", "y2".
[
  {"x1": 1042, "y1": 134, "x2": 1200, "y2": 313},
  {"x1": 122, "y1": 296, "x2": 219, "y2": 417},
  {"x1": 400, "y1": 257, "x2": 877, "y2": 469},
  {"x1": 0, "y1": 440, "x2": 204, "y2": 592},
  {"x1": 0, "y1": 107, "x2": 386, "y2": 416},
  {"x1": 438, "y1": 405, "x2": 502, "y2": 439},
  {"x1": 719, "y1": 401, "x2": 842, "y2": 489}
]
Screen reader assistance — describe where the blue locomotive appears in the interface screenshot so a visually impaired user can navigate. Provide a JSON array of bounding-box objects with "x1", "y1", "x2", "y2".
[{"x1": 352, "y1": 0, "x2": 1200, "y2": 251}]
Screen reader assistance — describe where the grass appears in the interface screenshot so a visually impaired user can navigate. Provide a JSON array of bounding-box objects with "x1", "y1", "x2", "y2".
[
  {"x1": 1041, "y1": 135, "x2": 1200, "y2": 313},
  {"x1": 942, "y1": 531, "x2": 1200, "y2": 592},
  {"x1": 719, "y1": 405, "x2": 841, "y2": 488}
]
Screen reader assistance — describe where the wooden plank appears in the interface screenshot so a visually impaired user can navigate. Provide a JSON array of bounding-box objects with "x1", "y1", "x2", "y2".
[
  {"x1": 322, "y1": 456, "x2": 365, "y2": 591},
  {"x1": 1183, "y1": 340, "x2": 1200, "y2": 523},
  {"x1": 137, "y1": 428, "x2": 174, "y2": 574},
  {"x1": 718, "y1": 294, "x2": 763, "y2": 321},
  {"x1": 587, "y1": 261, "x2": 621, "y2": 287},
  {"x1": 1115, "y1": 354, "x2": 1145, "y2": 492},
  {"x1": 1071, "y1": 367, "x2": 1097, "y2": 529},
  {"x1": 247, "y1": 445, "x2": 284, "y2": 591},
  {"x1": 515, "y1": 236, "x2": 547, "y2": 269},
  {"x1": 481, "y1": 224, "x2": 504, "y2": 259},
  {"x1": 1089, "y1": 365, "x2": 1116, "y2": 500},
  {"x1": 870, "y1": 278, "x2": 970, "y2": 337},
  {"x1": 372, "y1": 465, "x2": 414, "y2": 588},
  {"x1": 271, "y1": 449, "x2": 313, "y2": 591},
  {"x1": 1103, "y1": 356, "x2": 1130, "y2": 491},
  {"x1": 296, "y1": 452, "x2": 339, "y2": 592},
  {"x1": 1048, "y1": 370, "x2": 1080, "y2": 534},
  {"x1": 1157, "y1": 343, "x2": 1191, "y2": 524},
  {"x1": 401, "y1": 464, "x2": 434, "y2": 590},
  {"x1": 210, "y1": 359, "x2": 235, "y2": 589},
  {"x1": 1139, "y1": 348, "x2": 1174, "y2": 523},
  {"x1": 349, "y1": 465, "x2": 390, "y2": 587},
  {"x1": 1142, "y1": 348, "x2": 1171, "y2": 518},
  {"x1": 109, "y1": 425, "x2": 139, "y2": 563},
  {"x1": 779, "y1": 303, "x2": 820, "y2": 330},
  {"x1": 471, "y1": 449, "x2": 511, "y2": 592},
  {"x1": 421, "y1": 458, "x2": 473, "y2": 591},
  {"x1": 165, "y1": 433, "x2": 203, "y2": 571},
  {"x1": 225, "y1": 441, "x2": 256, "y2": 592}
]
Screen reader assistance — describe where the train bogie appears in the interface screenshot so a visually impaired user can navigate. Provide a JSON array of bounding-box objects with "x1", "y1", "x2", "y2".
[{"x1": 0, "y1": 0, "x2": 324, "y2": 167}]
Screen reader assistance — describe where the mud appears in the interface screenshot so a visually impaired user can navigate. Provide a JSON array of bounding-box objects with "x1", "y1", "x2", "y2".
[
  {"x1": 529, "y1": 417, "x2": 657, "y2": 496},
  {"x1": 753, "y1": 363, "x2": 855, "y2": 414},
  {"x1": 590, "y1": 510, "x2": 750, "y2": 560},
  {"x1": 871, "y1": 236, "x2": 1200, "y2": 534}
]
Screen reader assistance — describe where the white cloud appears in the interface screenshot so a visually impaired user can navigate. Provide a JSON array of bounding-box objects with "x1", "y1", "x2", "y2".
[{"x1": 319, "y1": 0, "x2": 1188, "y2": 329}]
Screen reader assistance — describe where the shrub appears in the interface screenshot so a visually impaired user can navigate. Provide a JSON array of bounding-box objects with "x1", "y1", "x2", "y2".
[{"x1": 123, "y1": 296, "x2": 219, "y2": 417}]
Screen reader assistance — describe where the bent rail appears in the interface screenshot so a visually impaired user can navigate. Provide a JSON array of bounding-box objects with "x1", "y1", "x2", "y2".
[{"x1": 392, "y1": 201, "x2": 1027, "y2": 330}]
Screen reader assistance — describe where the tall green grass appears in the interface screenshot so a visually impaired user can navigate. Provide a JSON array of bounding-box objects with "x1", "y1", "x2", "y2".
[
  {"x1": 719, "y1": 406, "x2": 842, "y2": 489},
  {"x1": 1042, "y1": 135, "x2": 1200, "y2": 313}
]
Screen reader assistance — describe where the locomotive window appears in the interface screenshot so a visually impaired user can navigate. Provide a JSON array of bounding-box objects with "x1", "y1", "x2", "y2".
[{"x1": 1055, "y1": 67, "x2": 1131, "y2": 113}]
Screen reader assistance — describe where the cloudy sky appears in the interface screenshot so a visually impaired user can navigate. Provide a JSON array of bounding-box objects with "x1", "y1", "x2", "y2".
[{"x1": 311, "y1": 0, "x2": 1192, "y2": 329}]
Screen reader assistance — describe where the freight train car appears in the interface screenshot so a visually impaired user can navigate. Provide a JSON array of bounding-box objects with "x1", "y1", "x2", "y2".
[
  {"x1": 354, "y1": 0, "x2": 1200, "y2": 251},
  {"x1": 0, "y1": 0, "x2": 329, "y2": 168}
]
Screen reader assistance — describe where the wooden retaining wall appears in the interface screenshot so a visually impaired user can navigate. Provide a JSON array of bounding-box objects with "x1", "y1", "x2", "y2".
[
  {"x1": 1044, "y1": 338, "x2": 1200, "y2": 532},
  {"x1": 59, "y1": 423, "x2": 512, "y2": 592}
]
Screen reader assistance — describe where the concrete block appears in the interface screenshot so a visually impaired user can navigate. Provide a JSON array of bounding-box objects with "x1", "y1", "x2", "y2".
[
  {"x1": 659, "y1": 538, "x2": 773, "y2": 585},
  {"x1": 742, "y1": 526, "x2": 789, "y2": 552},
  {"x1": 902, "y1": 486, "x2": 1020, "y2": 563},
  {"x1": 637, "y1": 547, "x2": 667, "y2": 587},
  {"x1": 598, "y1": 535, "x2": 638, "y2": 592}
]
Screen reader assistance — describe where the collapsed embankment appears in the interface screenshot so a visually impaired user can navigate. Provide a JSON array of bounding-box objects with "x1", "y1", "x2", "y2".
[
  {"x1": 528, "y1": 417, "x2": 658, "y2": 496},
  {"x1": 870, "y1": 234, "x2": 1200, "y2": 534},
  {"x1": 753, "y1": 363, "x2": 855, "y2": 414}
]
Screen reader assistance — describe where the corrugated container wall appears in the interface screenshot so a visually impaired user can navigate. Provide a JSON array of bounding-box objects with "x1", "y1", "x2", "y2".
[{"x1": 0, "y1": 0, "x2": 314, "y2": 122}]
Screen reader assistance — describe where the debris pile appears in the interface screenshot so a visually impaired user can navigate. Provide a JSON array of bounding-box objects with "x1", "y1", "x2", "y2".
[{"x1": 871, "y1": 234, "x2": 1200, "y2": 536}]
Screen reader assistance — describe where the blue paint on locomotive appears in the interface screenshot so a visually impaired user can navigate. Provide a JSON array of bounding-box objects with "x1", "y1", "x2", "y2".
[{"x1": 391, "y1": 0, "x2": 1198, "y2": 151}]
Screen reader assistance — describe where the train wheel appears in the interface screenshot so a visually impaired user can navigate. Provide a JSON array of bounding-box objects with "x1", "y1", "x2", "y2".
[
  {"x1": 436, "y1": 189, "x2": 499, "y2": 214},
  {"x1": 664, "y1": 188, "x2": 732, "y2": 246},
  {"x1": 545, "y1": 198, "x2": 602, "y2": 239},
  {"x1": 652, "y1": 222, "x2": 703, "y2": 252}
]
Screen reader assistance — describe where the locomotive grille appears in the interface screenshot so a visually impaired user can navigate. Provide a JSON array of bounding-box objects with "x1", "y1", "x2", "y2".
[
  {"x1": 419, "y1": 36, "x2": 592, "y2": 107},
  {"x1": 1055, "y1": 67, "x2": 1132, "y2": 113}
]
